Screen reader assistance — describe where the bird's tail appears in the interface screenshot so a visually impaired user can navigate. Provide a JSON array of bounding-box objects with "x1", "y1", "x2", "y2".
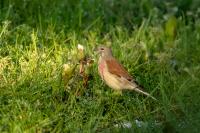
[{"x1": 130, "y1": 86, "x2": 157, "y2": 100}]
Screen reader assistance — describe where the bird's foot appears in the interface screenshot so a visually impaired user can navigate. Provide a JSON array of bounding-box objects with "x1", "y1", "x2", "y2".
[{"x1": 113, "y1": 90, "x2": 123, "y2": 96}]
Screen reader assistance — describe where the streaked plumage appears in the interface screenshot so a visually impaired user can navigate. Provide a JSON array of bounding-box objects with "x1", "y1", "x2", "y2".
[{"x1": 96, "y1": 46, "x2": 156, "y2": 100}]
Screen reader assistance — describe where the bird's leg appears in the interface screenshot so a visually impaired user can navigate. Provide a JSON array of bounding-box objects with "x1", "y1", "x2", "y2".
[{"x1": 113, "y1": 90, "x2": 123, "y2": 96}]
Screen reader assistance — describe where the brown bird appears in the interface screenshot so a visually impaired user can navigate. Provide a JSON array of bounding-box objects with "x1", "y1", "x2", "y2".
[{"x1": 96, "y1": 46, "x2": 156, "y2": 100}]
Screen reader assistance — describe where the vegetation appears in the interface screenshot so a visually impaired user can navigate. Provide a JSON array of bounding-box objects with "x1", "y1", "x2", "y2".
[{"x1": 0, "y1": 0, "x2": 200, "y2": 132}]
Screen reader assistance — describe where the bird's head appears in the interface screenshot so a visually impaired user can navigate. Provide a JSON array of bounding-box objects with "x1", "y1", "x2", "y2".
[{"x1": 95, "y1": 46, "x2": 113, "y2": 58}]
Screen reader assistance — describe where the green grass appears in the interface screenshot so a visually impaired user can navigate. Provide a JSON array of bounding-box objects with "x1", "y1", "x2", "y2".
[{"x1": 1, "y1": 0, "x2": 200, "y2": 132}]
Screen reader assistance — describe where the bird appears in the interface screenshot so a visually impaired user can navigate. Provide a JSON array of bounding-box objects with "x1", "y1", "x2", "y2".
[{"x1": 95, "y1": 46, "x2": 156, "y2": 100}]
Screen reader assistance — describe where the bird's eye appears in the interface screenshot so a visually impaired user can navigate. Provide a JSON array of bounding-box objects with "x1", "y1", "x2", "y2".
[{"x1": 100, "y1": 48, "x2": 104, "y2": 50}]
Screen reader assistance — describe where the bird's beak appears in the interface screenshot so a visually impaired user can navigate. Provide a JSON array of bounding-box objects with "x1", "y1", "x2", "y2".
[
  {"x1": 93, "y1": 47, "x2": 100, "y2": 54},
  {"x1": 93, "y1": 46, "x2": 98, "y2": 52}
]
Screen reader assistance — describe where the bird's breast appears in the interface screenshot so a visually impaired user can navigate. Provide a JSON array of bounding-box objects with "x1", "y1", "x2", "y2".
[{"x1": 98, "y1": 59, "x2": 106, "y2": 80}]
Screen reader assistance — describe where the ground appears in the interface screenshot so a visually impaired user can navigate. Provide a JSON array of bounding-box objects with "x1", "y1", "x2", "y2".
[{"x1": 0, "y1": 0, "x2": 200, "y2": 132}]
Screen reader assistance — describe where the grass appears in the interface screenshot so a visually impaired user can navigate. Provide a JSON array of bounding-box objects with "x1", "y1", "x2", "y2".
[{"x1": 0, "y1": 0, "x2": 200, "y2": 132}]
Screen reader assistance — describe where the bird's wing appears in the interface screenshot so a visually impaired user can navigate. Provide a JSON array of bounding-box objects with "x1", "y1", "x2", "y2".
[{"x1": 106, "y1": 58, "x2": 133, "y2": 81}]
